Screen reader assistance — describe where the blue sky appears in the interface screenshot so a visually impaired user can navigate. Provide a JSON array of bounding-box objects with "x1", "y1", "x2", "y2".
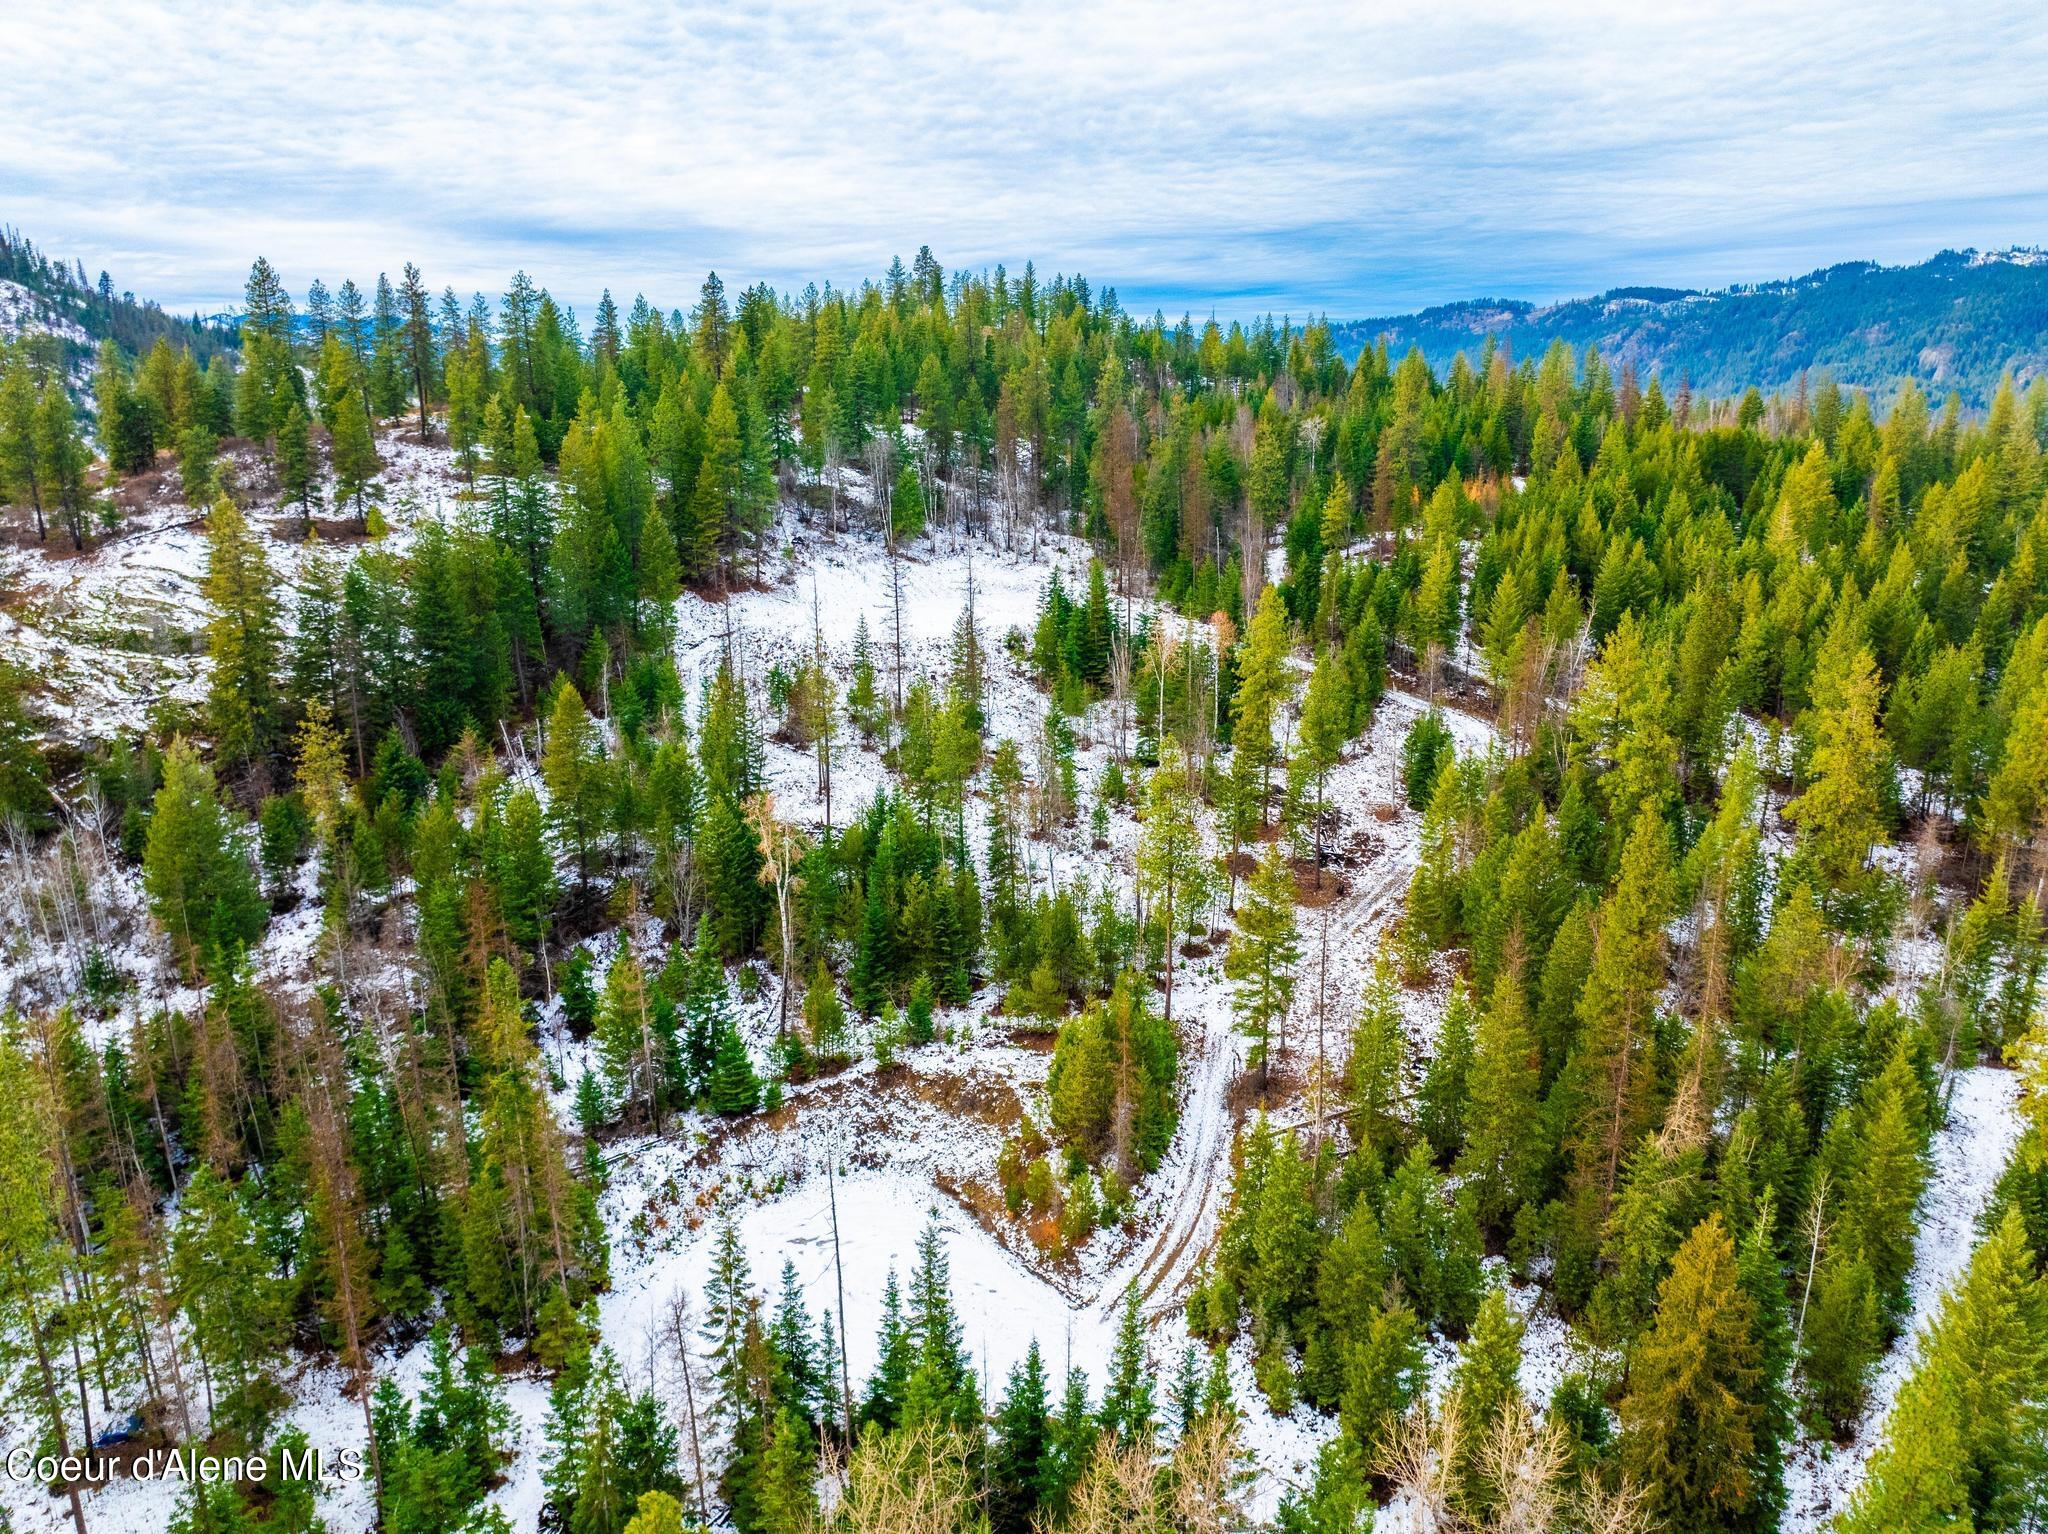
[{"x1": 7, "y1": 0, "x2": 2046, "y2": 321}]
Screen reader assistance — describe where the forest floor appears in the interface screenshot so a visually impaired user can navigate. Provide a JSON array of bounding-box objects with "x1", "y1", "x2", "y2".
[{"x1": 0, "y1": 427, "x2": 2022, "y2": 1532}]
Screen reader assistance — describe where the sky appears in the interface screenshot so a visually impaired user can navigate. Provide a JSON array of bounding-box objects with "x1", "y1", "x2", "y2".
[{"x1": 7, "y1": 0, "x2": 2047, "y2": 322}]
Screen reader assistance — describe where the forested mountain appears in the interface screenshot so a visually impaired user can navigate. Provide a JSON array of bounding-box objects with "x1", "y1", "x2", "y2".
[
  {"x1": 0, "y1": 226, "x2": 235, "y2": 378},
  {"x1": 0, "y1": 239, "x2": 2047, "y2": 1534},
  {"x1": 1333, "y1": 247, "x2": 2048, "y2": 408}
]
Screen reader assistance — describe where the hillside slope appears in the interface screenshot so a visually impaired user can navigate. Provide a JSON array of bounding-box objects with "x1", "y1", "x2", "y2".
[
  {"x1": 0, "y1": 225, "x2": 233, "y2": 373},
  {"x1": 1332, "y1": 248, "x2": 2048, "y2": 405}
]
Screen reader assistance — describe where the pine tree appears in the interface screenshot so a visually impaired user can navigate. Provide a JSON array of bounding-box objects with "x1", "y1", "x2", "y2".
[
  {"x1": 1137, "y1": 751, "x2": 1210, "y2": 1023},
  {"x1": 1618, "y1": 1212, "x2": 1763, "y2": 1533},
  {"x1": 1784, "y1": 642, "x2": 1890, "y2": 920},
  {"x1": 202, "y1": 496, "x2": 284, "y2": 767},
  {"x1": 597, "y1": 945, "x2": 665, "y2": 1132},
  {"x1": 1293, "y1": 645, "x2": 1351, "y2": 869},
  {"x1": 94, "y1": 337, "x2": 153, "y2": 477},
  {"x1": 1046, "y1": 971, "x2": 1179, "y2": 1179},
  {"x1": 1043, "y1": 1364, "x2": 1098, "y2": 1520},
  {"x1": 0, "y1": 1033, "x2": 89, "y2": 1534},
  {"x1": 1228, "y1": 585, "x2": 1290, "y2": 844},
  {"x1": 1275, "y1": 1436, "x2": 1373, "y2": 1534},
  {"x1": 1167, "y1": 1343, "x2": 1205, "y2": 1439},
  {"x1": 752, "y1": 1405, "x2": 817, "y2": 1534},
  {"x1": 637, "y1": 506, "x2": 682, "y2": 650},
  {"x1": 1338, "y1": 1300, "x2": 1422, "y2": 1458},
  {"x1": 470, "y1": 958, "x2": 600, "y2": 1333},
  {"x1": 1908, "y1": 1205, "x2": 2048, "y2": 1527},
  {"x1": 705, "y1": 1013, "x2": 761, "y2": 1116},
  {"x1": 34, "y1": 379, "x2": 89, "y2": 549},
  {"x1": 1449, "y1": 1285, "x2": 1525, "y2": 1513},
  {"x1": 1418, "y1": 977, "x2": 1474, "y2": 1160},
  {"x1": 1799, "y1": 1248, "x2": 1880, "y2": 1435},
  {"x1": 691, "y1": 383, "x2": 742, "y2": 581},
  {"x1": 1735, "y1": 1196, "x2": 1793, "y2": 1531},
  {"x1": 1834, "y1": 1368, "x2": 1972, "y2": 1534},
  {"x1": 1586, "y1": 1135, "x2": 1707, "y2": 1349},
  {"x1": 902, "y1": 1215, "x2": 978, "y2": 1433},
  {"x1": 1347, "y1": 953, "x2": 1408, "y2": 1159},
  {"x1": 177, "y1": 419, "x2": 218, "y2": 506},
  {"x1": 142, "y1": 741, "x2": 268, "y2": 979},
  {"x1": 1837, "y1": 1045, "x2": 1931, "y2": 1323},
  {"x1": 1310, "y1": 1196, "x2": 1392, "y2": 1400},
  {"x1": 1457, "y1": 956, "x2": 1544, "y2": 1232},
  {"x1": 860, "y1": 1267, "x2": 916, "y2": 1433},
  {"x1": 171, "y1": 1166, "x2": 290, "y2": 1447},
  {"x1": 543, "y1": 679, "x2": 608, "y2": 887},
  {"x1": 991, "y1": 1338, "x2": 1055, "y2": 1533},
  {"x1": 1559, "y1": 807, "x2": 1674, "y2": 1272},
  {"x1": 1226, "y1": 841, "x2": 1300, "y2": 1094},
  {"x1": 1, "y1": 357, "x2": 49, "y2": 540},
  {"x1": 677, "y1": 922, "x2": 732, "y2": 1098},
  {"x1": 277, "y1": 400, "x2": 318, "y2": 535},
  {"x1": 622, "y1": 1492, "x2": 688, "y2": 1534},
  {"x1": 1251, "y1": 1130, "x2": 1321, "y2": 1326},
  {"x1": 496, "y1": 786, "x2": 558, "y2": 956},
  {"x1": 570, "y1": 1350, "x2": 636, "y2": 1534},
  {"x1": 1572, "y1": 609, "x2": 1678, "y2": 834},
  {"x1": 331, "y1": 387, "x2": 380, "y2": 529},
  {"x1": 1099, "y1": 1287, "x2": 1156, "y2": 1444}
]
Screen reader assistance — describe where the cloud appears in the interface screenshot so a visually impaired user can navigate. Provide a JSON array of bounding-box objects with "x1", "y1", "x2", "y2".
[{"x1": 5, "y1": 0, "x2": 2044, "y2": 317}]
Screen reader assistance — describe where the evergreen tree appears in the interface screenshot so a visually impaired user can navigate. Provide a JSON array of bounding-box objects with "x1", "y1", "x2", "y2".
[
  {"x1": 1347, "y1": 954, "x2": 1408, "y2": 1159},
  {"x1": 543, "y1": 679, "x2": 608, "y2": 886},
  {"x1": 991, "y1": 1338, "x2": 1055, "y2": 1533},
  {"x1": 1136, "y1": 750, "x2": 1210, "y2": 1023},
  {"x1": 202, "y1": 496, "x2": 285, "y2": 766},
  {"x1": 171, "y1": 1167, "x2": 290, "y2": 1446},
  {"x1": 1618, "y1": 1213, "x2": 1764, "y2": 1533},
  {"x1": 860, "y1": 1267, "x2": 916, "y2": 1433},
  {"x1": 705, "y1": 1012, "x2": 761, "y2": 1116},
  {"x1": 142, "y1": 741, "x2": 267, "y2": 979},
  {"x1": 1418, "y1": 977, "x2": 1474, "y2": 1161},
  {"x1": 1099, "y1": 1287, "x2": 1156, "y2": 1444},
  {"x1": 1338, "y1": 1300, "x2": 1422, "y2": 1458},
  {"x1": 1849, "y1": 1205, "x2": 2048, "y2": 1530},
  {"x1": 1735, "y1": 1197, "x2": 1793, "y2": 1532},
  {"x1": 331, "y1": 388, "x2": 380, "y2": 528},
  {"x1": 752, "y1": 1405, "x2": 817, "y2": 1534},
  {"x1": 1558, "y1": 807, "x2": 1674, "y2": 1285},
  {"x1": 1226, "y1": 840, "x2": 1300, "y2": 1094},
  {"x1": 1449, "y1": 1285, "x2": 1525, "y2": 1513},
  {"x1": 277, "y1": 400, "x2": 318, "y2": 535},
  {"x1": 902, "y1": 1215, "x2": 978, "y2": 1433},
  {"x1": 1785, "y1": 642, "x2": 1891, "y2": 921},
  {"x1": 1227, "y1": 585, "x2": 1290, "y2": 843},
  {"x1": 1457, "y1": 956, "x2": 1544, "y2": 1232}
]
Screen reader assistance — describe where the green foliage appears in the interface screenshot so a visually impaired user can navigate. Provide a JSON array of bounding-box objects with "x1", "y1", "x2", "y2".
[
  {"x1": 1401, "y1": 708, "x2": 1455, "y2": 811},
  {"x1": 1619, "y1": 1213, "x2": 1765, "y2": 1534},
  {"x1": 1225, "y1": 841, "x2": 1300, "y2": 1088},
  {"x1": 1047, "y1": 971, "x2": 1178, "y2": 1181},
  {"x1": 143, "y1": 741, "x2": 267, "y2": 980}
]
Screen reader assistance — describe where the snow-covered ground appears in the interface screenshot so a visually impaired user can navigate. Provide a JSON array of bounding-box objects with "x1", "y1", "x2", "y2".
[
  {"x1": 0, "y1": 422, "x2": 461, "y2": 744},
  {"x1": 0, "y1": 438, "x2": 2026, "y2": 1533},
  {"x1": 1780, "y1": 1063, "x2": 2023, "y2": 1531}
]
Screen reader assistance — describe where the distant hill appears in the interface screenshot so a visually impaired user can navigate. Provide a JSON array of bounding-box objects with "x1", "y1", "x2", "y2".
[
  {"x1": 0, "y1": 226, "x2": 235, "y2": 374},
  {"x1": 1330, "y1": 249, "x2": 2048, "y2": 407}
]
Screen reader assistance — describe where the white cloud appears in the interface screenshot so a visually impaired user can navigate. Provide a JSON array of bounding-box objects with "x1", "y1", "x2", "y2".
[{"x1": 4, "y1": 0, "x2": 2044, "y2": 316}]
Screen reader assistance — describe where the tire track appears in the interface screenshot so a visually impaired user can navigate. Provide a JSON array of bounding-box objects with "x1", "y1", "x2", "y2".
[{"x1": 1109, "y1": 812, "x2": 1418, "y2": 1328}]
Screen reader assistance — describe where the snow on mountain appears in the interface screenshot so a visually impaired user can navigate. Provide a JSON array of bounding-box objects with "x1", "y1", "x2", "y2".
[{"x1": 0, "y1": 276, "x2": 92, "y2": 347}]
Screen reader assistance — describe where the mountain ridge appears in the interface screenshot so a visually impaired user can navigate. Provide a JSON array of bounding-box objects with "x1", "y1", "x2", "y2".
[{"x1": 1331, "y1": 246, "x2": 2048, "y2": 406}]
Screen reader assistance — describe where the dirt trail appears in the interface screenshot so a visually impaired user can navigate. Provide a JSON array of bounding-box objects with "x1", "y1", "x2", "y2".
[
  {"x1": 1107, "y1": 814, "x2": 1418, "y2": 1329},
  {"x1": 1119, "y1": 1004, "x2": 1240, "y2": 1320}
]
